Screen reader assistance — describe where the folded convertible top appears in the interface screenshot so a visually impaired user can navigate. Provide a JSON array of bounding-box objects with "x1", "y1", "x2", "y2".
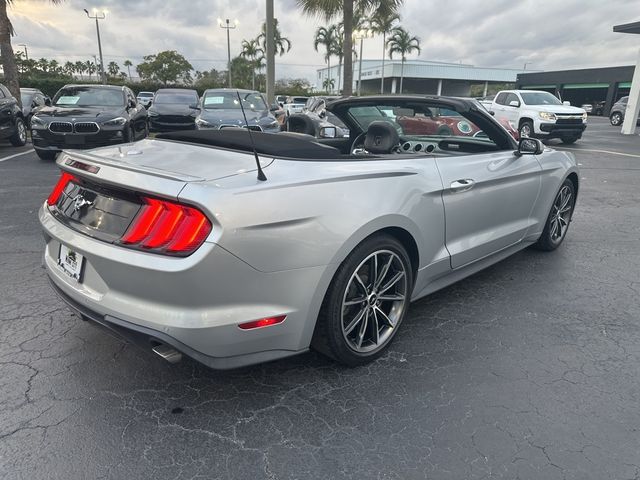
[{"x1": 156, "y1": 129, "x2": 343, "y2": 159}]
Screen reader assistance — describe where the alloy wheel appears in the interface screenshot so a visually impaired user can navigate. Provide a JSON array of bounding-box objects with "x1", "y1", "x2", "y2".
[
  {"x1": 520, "y1": 123, "x2": 531, "y2": 137},
  {"x1": 341, "y1": 250, "x2": 409, "y2": 353},
  {"x1": 549, "y1": 185, "x2": 573, "y2": 243},
  {"x1": 18, "y1": 121, "x2": 26, "y2": 143}
]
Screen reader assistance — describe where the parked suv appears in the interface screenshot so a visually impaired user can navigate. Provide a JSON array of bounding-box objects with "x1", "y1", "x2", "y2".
[
  {"x1": 609, "y1": 97, "x2": 640, "y2": 126},
  {"x1": 30, "y1": 84, "x2": 148, "y2": 160},
  {"x1": 0, "y1": 83, "x2": 28, "y2": 147},
  {"x1": 491, "y1": 90, "x2": 587, "y2": 144}
]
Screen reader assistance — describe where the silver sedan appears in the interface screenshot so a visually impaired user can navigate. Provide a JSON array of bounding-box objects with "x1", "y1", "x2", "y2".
[{"x1": 40, "y1": 95, "x2": 579, "y2": 369}]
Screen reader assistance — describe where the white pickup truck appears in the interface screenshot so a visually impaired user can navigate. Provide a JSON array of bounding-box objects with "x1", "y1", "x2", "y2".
[{"x1": 490, "y1": 90, "x2": 587, "y2": 144}]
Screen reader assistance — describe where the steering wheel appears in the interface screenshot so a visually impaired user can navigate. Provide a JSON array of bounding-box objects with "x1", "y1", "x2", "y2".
[{"x1": 350, "y1": 132, "x2": 367, "y2": 154}]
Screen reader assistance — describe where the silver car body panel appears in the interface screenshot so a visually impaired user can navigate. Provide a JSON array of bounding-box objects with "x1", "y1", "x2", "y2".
[{"x1": 40, "y1": 137, "x2": 578, "y2": 368}]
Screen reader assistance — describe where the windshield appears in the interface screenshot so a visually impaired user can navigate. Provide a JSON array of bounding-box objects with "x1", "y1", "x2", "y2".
[
  {"x1": 53, "y1": 87, "x2": 124, "y2": 107},
  {"x1": 154, "y1": 92, "x2": 198, "y2": 104},
  {"x1": 137, "y1": 92, "x2": 153, "y2": 98},
  {"x1": 202, "y1": 92, "x2": 267, "y2": 110},
  {"x1": 292, "y1": 97, "x2": 308, "y2": 104},
  {"x1": 520, "y1": 92, "x2": 562, "y2": 106},
  {"x1": 345, "y1": 103, "x2": 496, "y2": 146}
]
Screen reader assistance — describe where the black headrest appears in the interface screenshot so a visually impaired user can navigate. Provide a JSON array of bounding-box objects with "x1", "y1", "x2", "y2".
[
  {"x1": 364, "y1": 121, "x2": 400, "y2": 154},
  {"x1": 287, "y1": 114, "x2": 316, "y2": 135}
]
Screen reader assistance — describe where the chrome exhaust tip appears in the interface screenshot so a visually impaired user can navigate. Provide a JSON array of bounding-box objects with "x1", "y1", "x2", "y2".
[{"x1": 152, "y1": 343, "x2": 183, "y2": 364}]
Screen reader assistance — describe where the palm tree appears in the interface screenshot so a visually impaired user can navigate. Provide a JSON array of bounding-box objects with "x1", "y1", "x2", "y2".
[
  {"x1": 49, "y1": 59, "x2": 60, "y2": 74},
  {"x1": 0, "y1": 0, "x2": 64, "y2": 105},
  {"x1": 74, "y1": 60, "x2": 86, "y2": 80},
  {"x1": 322, "y1": 77, "x2": 335, "y2": 92},
  {"x1": 314, "y1": 25, "x2": 338, "y2": 93},
  {"x1": 123, "y1": 59, "x2": 133, "y2": 79},
  {"x1": 296, "y1": 0, "x2": 403, "y2": 97},
  {"x1": 386, "y1": 26, "x2": 420, "y2": 94},
  {"x1": 63, "y1": 61, "x2": 75, "y2": 77},
  {"x1": 370, "y1": 10, "x2": 399, "y2": 94},
  {"x1": 85, "y1": 60, "x2": 97, "y2": 81},
  {"x1": 240, "y1": 39, "x2": 264, "y2": 90},
  {"x1": 257, "y1": 18, "x2": 291, "y2": 57},
  {"x1": 107, "y1": 61, "x2": 119, "y2": 77}
]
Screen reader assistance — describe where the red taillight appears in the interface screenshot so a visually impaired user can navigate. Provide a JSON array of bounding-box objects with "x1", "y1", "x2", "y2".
[
  {"x1": 121, "y1": 197, "x2": 212, "y2": 256},
  {"x1": 47, "y1": 172, "x2": 78, "y2": 206},
  {"x1": 238, "y1": 315, "x2": 287, "y2": 330}
]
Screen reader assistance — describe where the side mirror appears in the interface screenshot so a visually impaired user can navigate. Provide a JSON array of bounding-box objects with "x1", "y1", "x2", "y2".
[
  {"x1": 563, "y1": 101, "x2": 571, "y2": 106},
  {"x1": 515, "y1": 138, "x2": 543, "y2": 157},
  {"x1": 128, "y1": 99, "x2": 136, "y2": 109},
  {"x1": 44, "y1": 97, "x2": 51, "y2": 107},
  {"x1": 509, "y1": 100, "x2": 520, "y2": 108},
  {"x1": 319, "y1": 126, "x2": 337, "y2": 138}
]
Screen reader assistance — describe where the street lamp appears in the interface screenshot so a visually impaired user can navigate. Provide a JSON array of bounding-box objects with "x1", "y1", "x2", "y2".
[
  {"x1": 84, "y1": 8, "x2": 107, "y2": 84},
  {"x1": 17, "y1": 43, "x2": 28, "y2": 61},
  {"x1": 218, "y1": 18, "x2": 238, "y2": 88},
  {"x1": 353, "y1": 29, "x2": 373, "y2": 96}
]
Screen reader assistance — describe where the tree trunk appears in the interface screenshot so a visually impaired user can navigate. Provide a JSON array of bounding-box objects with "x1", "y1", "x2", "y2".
[
  {"x1": 0, "y1": 0, "x2": 20, "y2": 107},
  {"x1": 337, "y1": 56, "x2": 342, "y2": 94},
  {"x1": 342, "y1": 0, "x2": 354, "y2": 97},
  {"x1": 380, "y1": 33, "x2": 386, "y2": 94},
  {"x1": 327, "y1": 56, "x2": 331, "y2": 93},
  {"x1": 400, "y1": 58, "x2": 404, "y2": 94}
]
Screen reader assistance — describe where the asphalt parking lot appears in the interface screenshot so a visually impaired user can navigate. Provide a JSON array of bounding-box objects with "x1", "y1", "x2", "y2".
[{"x1": 1, "y1": 116, "x2": 640, "y2": 479}]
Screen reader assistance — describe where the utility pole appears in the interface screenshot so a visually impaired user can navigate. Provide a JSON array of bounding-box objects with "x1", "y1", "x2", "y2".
[
  {"x1": 84, "y1": 8, "x2": 107, "y2": 84},
  {"x1": 218, "y1": 18, "x2": 238, "y2": 88},
  {"x1": 354, "y1": 29, "x2": 372, "y2": 96},
  {"x1": 266, "y1": 0, "x2": 275, "y2": 104}
]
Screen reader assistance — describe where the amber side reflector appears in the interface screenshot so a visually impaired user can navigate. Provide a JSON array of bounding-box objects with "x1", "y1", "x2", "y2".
[{"x1": 238, "y1": 315, "x2": 287, "y2": 330}]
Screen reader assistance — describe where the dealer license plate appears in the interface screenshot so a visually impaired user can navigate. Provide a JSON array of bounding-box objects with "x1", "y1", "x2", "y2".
[{"x1": 57, "y1": 244, "x2": 84, "y2": 282}]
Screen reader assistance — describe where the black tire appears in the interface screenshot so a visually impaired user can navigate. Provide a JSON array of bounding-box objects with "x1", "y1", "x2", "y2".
[
  {"x1": 126, "y1": 125, "x2": 135, "y2": 142},
  {"x1": 519, "y1": 120, "x2": 534, "y2": 138},
  {"x1": 10, "y1": 117, "x2": 27, "y2": 147},
  {"x1": 533, "y1": 179, "x2": 576, "y2": 251},
  {"x1": 36, "y1": 149, "x2": 57, "y2": 161},
  {"x1": 610, "y1": 112, "x2": 623, "y2": 126},
  {"x1": 561, "y1": 136, "x2": 578, "y2": 145},
  {"x1": 311, "y1": 234, "x2": 414, "y2": 366}
]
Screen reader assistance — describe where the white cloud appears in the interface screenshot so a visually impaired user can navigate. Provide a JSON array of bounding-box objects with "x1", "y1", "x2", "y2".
[{"x1": 8, "y1": 0, "x2": 640, "y2": 83}]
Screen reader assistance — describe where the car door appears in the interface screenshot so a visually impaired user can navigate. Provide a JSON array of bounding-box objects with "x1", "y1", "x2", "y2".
[
  {"x1": 436, "y1": 147, "x2": 542, "y2": 269},
  {"x1": 501, "y1": 92, "x2": 522, "y2": 125},
  {"x1": 125, "y1": 88, "x2": 144, "y2": 138},
  {"x1": 0, "y1": 87, "x2": 14, "y2": 135}
]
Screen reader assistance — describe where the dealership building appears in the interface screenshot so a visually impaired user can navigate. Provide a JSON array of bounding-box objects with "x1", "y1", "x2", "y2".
[
  {"x1": 316, "y1": 59, "x2": 525, "y2": 96},
  {"x1": 516, "y1": 65, "x2": 635, "y2": 115}
]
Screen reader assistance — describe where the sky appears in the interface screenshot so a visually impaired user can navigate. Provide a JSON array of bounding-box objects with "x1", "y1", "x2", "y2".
[{"x1": 9, "y1": 0, "x2": 640, "y2": 84}]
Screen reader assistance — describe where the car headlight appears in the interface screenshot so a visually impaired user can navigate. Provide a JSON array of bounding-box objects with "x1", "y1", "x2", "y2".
[
  {"x1": 30, "y1": 116, "x2": 48, "y2": 129},
  {"x1": 147, "y1": 110, "x2": 159, "y2": 117},
  {"x1": 582, "y1": 113, "x2": 588, "y2": 122},
  {"x1": 539, "y1": 111, "x2": 557, "y2": 121},
  {"x1": 103, "y1": 117, "x2": 127, "y2": 126},
  {"x1": 195, "y1": 118, "x2": 213, "y2": 127}
]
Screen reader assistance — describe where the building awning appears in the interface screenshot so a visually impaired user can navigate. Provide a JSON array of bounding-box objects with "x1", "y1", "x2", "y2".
[
  {"x1": 522, "y1": 84, "x2": 556, "y2": 89},
  {"x1": 562, "y1": 83, "x2": 609, "y2": 89}
]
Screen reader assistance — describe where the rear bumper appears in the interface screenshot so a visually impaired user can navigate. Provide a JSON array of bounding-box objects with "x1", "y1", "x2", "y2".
[{"x1": 39, "y1": 204, "x2": 329, "y2": 369}]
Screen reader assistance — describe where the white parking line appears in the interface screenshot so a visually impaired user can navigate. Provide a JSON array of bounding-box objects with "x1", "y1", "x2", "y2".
[
  {"x1": 555, "y1": 147, "x2": 640, "y2": 159},
  {"x1": 0, "y1": 148, "x2": 34, "y2": 163}
]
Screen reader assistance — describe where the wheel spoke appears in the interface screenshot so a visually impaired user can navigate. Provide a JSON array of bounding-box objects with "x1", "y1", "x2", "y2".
[
  {"x1": 374, "y1": 255, "x2": 394, "y2": 290},
  {"x1": 374, "y1": 306, "x2": 395, "y2": 328},
  {"x1": 356, "y1": 311, "x2": 369, "y2": 349},
  {"x1": 344, "y1": 308, "x2": 367, "y2": 335},
  {"x1": 379, "y1": 271, "x2": 405, "y2": 295},
  {"x1": 344, "y1": 296, "x2": 367, "y2": 306},
  {"x1": 378, "y1": 294, "x2": 405, "y2": 302},
  {"x1": 550, "y1": 218, "x2": 559, "y2": 238},
  {"x1": 371, "y1": 309, "x2": 380, "y2": 345},
  {"x1": 354, "y1": 272, "x2": 369, "y2": 294},
  {"x1": 560, "y1": 189, "x2": 572, "y2": 210},
  {"x1": 370, "y1": 254, "x2": 378, "y2": 290}
]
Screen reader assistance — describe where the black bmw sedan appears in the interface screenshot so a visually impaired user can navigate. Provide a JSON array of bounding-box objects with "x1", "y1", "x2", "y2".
[
  {"x1": 30, "y1": 84, "x2": 148, "y2": 161},
  {"x1": 147, "y1": 88, "x2": 200, "y2": 132}
]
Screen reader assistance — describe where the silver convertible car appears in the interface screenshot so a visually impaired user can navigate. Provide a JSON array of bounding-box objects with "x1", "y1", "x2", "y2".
[{"x1": 40, "y1": 95, "x2": 579, "y2": 369}]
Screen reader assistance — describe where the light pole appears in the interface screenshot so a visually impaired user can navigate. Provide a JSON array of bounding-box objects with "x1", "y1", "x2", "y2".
[
  {"x1": 218, "y1": 18, "x2": 238, "y2": 88},
  {"x1": 523, "y1": 62, "x2": 531, "y2": 71},
  {"x1": 84, "y1": 8, "x2": 107, "y2": 84},
  {"x1": 353, "y1": 29, "x2": 372, "y2": 96},
  {"x1": 17, "y1": 43, "x2": 28, "y2": 61}
]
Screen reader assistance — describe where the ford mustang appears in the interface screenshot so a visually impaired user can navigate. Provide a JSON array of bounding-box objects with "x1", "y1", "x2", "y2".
[{"x1": 40, "y1": 95, "x2": 579, "y2": 369}]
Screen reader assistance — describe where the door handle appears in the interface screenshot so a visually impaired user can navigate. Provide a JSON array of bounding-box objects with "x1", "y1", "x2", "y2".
[{"x1": 450, "y1": 179, "x2": 475, "y2": 193}]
